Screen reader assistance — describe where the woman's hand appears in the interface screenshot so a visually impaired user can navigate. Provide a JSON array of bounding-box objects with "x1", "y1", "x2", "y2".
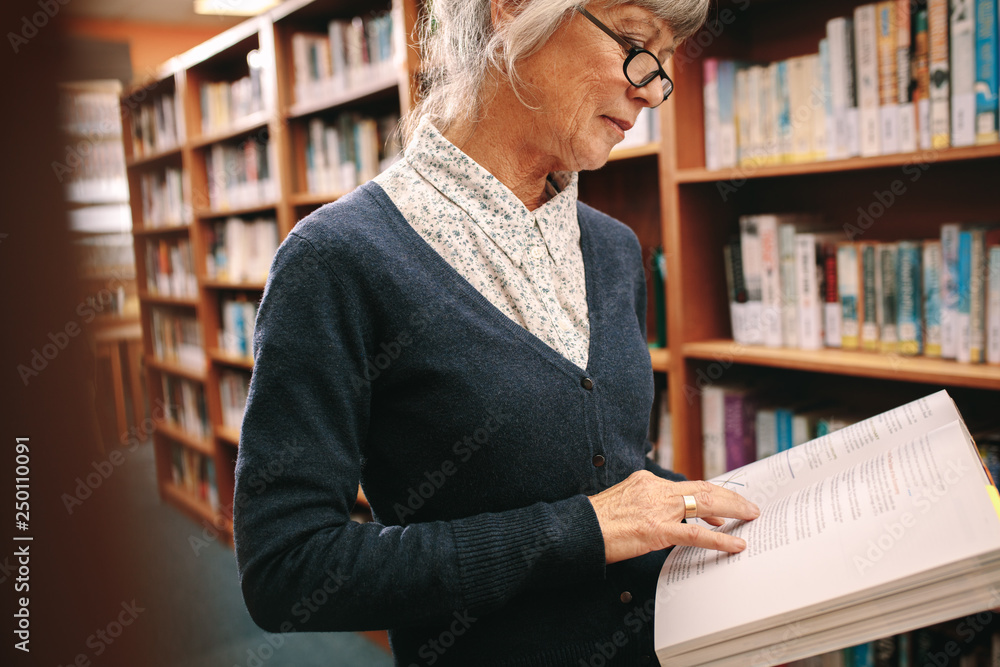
[{"x1": 587, "y1": 471, "x2": 761, "y2": 564}]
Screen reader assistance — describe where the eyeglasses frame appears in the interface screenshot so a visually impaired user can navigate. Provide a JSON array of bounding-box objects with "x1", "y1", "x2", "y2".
[{"x1": 574, "y1": 4, "x2": 674, "y2": 106}]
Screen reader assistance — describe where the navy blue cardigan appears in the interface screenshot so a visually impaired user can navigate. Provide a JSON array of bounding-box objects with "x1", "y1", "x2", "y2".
[{"x1": 234, "y1": 182, "x2": 684, "y2": 666}]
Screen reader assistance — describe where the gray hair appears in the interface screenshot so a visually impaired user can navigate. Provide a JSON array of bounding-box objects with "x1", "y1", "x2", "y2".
[{"x1": 399, "y1": 0, "x2": 711, "y2": 145}]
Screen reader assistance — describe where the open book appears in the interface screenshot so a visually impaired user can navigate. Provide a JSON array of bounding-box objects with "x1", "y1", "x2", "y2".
[{"x1": 654, "y1": 390, "x2": 1000, "y2": 667}]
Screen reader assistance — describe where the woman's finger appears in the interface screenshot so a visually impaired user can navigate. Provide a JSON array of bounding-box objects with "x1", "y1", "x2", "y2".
[
  {"x1": 666, "y1": 480, "x2": 760, "y2": 522},
  {"x1": 664, "y1": 521, "x2": 747, "y2": 554}
]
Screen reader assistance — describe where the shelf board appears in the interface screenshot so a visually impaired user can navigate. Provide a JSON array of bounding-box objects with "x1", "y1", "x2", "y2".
[
  {"x1": 133, "y1": 223, "x2": 192, "y2": 236},
  {"x1": 215, "y1": 424, "x2": 241, "y2": 447},
  {"x1": 145, "y1": 355, "x2": 208, "y2": 383},
  {"x1": 189, "y1": 111, "x2": 272, "y2": 149},
  {"x1": 160, "y1": 482, "x2": 220, "y2": 526},
  {"x1": 194, "y1": 202, "x2": 279, "y2": 219},
  {"x1": 289, "y1": 191, "x2": 346, "y2": 207},
  {"x1": 649, "y1": 346, "x2": 670, "y2": 373},
  {"x1": 676, "y1": 143, "x2": 1000, "y2": 183},
  {"x1": 201, "y1": 278, "x2": 267, "y2": 291},
  {"x1": 286, "y1": 74, "x2": 399, "y2": 119},
  {"x1": 209, "y1": 349, "x2": 255, "y2": 369},
  {"x1": 139, "y1": 292, "x2": 199, "y2": 307},
  {"x1": 609, "y1": 142, "x2": 660, "y2": 162},
  {"x1": 682, "y1": 340, "x2": 1000, "y2": 391},
  {"x1": 126, "y1": 144, "x2": 183, "y2": 168},
  {"x1": 158, "y1": 420, "x2": 215, "y2": 456}
]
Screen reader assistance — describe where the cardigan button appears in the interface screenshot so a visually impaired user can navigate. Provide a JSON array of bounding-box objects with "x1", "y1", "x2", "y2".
[
  {"x1": 620, "y1": 591, "x2": 632, "y2": 604},
  {"x1": 592, "y1": 454, "x2": 605, "y2": 467},
  {"x1": 581, "y1": 377, "x2": 594, "y2": 390}
]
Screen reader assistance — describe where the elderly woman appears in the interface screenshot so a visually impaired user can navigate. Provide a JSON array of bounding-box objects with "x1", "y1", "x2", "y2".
[{"x1": 234, "y1": 0, "x2": 760, "y2": 664}]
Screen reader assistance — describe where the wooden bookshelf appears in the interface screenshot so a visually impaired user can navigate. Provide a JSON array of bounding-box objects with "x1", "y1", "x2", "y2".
[
  {"x1": 660, "y1": 0, "x2": 1000, "y2": 482},
  {"x1": 122, "y1": 0, "x2": 422, "y2": 553}
]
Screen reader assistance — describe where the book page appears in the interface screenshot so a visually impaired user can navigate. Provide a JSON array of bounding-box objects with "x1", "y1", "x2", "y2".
[
  {"x1": 706, "y1": 389, "x2": 961, "y2": 509},
  {"x1": 656, "y1": 418, "x2": 1000, "y2": 660}
]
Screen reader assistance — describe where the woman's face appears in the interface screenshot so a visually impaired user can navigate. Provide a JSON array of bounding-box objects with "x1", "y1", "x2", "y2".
[{"x1": 513, "y1": 2, "x2": 676, "y2": 172}]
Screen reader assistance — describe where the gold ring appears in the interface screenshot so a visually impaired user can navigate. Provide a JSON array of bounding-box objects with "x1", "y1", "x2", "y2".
[{"x1": 683, "y1": 495, "x2": 697, "y2": 519}]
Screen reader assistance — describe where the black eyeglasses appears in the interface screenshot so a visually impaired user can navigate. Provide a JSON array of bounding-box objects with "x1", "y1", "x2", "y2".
[{"x1": 575, "y1": 4, "x2": 673, "y2": 107}]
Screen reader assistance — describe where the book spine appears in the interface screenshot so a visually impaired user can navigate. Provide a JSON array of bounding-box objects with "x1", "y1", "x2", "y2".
[
  {"x1": 823, "y1": 242, "x2": 842, "y2": 348},
  {"x1": 719, "y1": 60, "x2": 738, "y2": 168},
  {"x1": 988, "y1": 244, "x2": 1000, "y2": 364},
  {"x1": 951, "y1": 0, "x2": 977, "y2": 146},
  {"x1": 856, "y1": 4, "x2": 882, "y2": 157},
  {"x1": 796, "y1": 233, "x2": 824, "y2": 350},
  {"x1": 736, "y1": 66, "x2": 751, "y2": 166},
  {"x1": 897, "y1": 0, "x2": 918, "y2": 152},
  {"x1": 877, "y1": 1, "x2": 900, "y2": 154},
  {"x1": 779, "y1": 223, "x2": 800, "y2": 348},
  {"x1": 726, "y1": 236, "x2": 749, "y2": 344},
  {"x1": 811, "y1": 52, "x2": 829, "y2": 161},
  {"x1": 756, "y1": 409, "x2": 778, "y2": 460},
  {"x1": 775, "y1": 408, "x2": 794, "y2": 453},
  {"x1": 879, "y1": 243, "x2": 900, "y2": 353},
  {"x1": 897, "y1": 241, "x2": 923, "y2": 355},
  {"x1": 828, "y1": 17, "x2": 851, "y2": 159},
  {"x1": 759, "y1": 216, "x2": 783, "y2": 347},
  {"x1": 740, "y1": 217, "x2": 764, "y2": 344},
  {"x1": 929, "y1": 0, "x2": 952, "y2": 148},
  {"x1": 914, "y1": 7, "x2": 933, "y2": 149},
  {"x1": 969, "y1": 228, "x2": 987, "y2": 362},
  {"x1": 923, "y1": 240, "x2": 943, "y2": 357},
  {"x1": 941, "y1": 223, "x2": 962, "y2": 358},
  {"x1": 838, "y1": 243, "x2": 862, "y2": 349},
  {"x1": 860, "y1": 242, "x2": 881, "y2": 350},
  {"x1": 975, "y1": 0, "x2": 1000, "y2": 144},
  {"x1": 704, "y1": 58, "x2": 720, "y2": 171},
  {"x1": 724, "y1": 392, "x2": 756, "y2": 472},
  {"x1": 702, "y1": 386, "x2": 726, "y2": 479},
  {"x1": 957, "y1": 230, "x2": 973, "y2": 362}
]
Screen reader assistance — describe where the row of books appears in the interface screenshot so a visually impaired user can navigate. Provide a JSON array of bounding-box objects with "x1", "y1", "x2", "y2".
[
  {"x1": 203, "y1": 134, "x2": 276, "y2": 211},
  {"x1": 144, "y1": 238, "x2": 197, "y2": 298},
  {"x1": 218, "y1": 297, "x2": 258, "y2": 361},
  {"x1": 219, "y1": 369, "x2": 251, "y2": 430},
  {"x1": 701, "y1": 384, "x2": 860, "y2": 478},
  {"x1": 150, "y1": 308, "x2": 204, "y2": 372},
  {"x1": 129, "y1": 93, "x2": 180, "y2": 158},
  {"x1": 726, "y1": 214, "x2": 1000, "y2": 364},
  {"x1": 75, "y1": 233, "x2": 134, "y2": 279},
  {"x1": 62, "y1": 139, "x2": 128, "y2": 204},
  {"x1": 291, "y1": 10, "x2": 396, "y2": 104},
  {"x1": 786, "y1": 622, "x2": 1000, "y2": 666},
  {"x1": 303, "y1": 111, "x2": 401, "y2": 194},
  {"x1": 169, "y1": 443, "x2": 220, "y2": 513},
  {"x1": 205, "y1": 216, "x2": 278, "y2": 285},
  {"x1": 162, "y1": 375, "x2": 210, "y2": 442},
  {"x1": 139, "y1": 166, "x2": 190, "y2": 228},
  {"x1": 199, "y1": 68, "x2": 265, "y2": 136},
  {"x1": 703, "y1": 0, "x2": 1000, "y2": 170},
  {"x1": 60, "y1": 87, "x2": 122, "y2": 137}
]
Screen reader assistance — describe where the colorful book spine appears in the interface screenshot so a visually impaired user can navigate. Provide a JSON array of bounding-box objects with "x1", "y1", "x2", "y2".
[
  {"x1": 860, "y1": 242, "x2": 881, "y2": 351},
  {"x1": 897, "y1": 241, "x2": 923, "y2": 355},
  {"x1": 856, "y1": 4, "x2": 882, "y2": 157},
  {"x1": 877, "y1": 1, "x2": 900, "y2": 154},
  {"x1": 704, "y1": 58, "x2": 720, "y2": 171},
  {"x1": 828, "y1": 17, "x2": 854, "y2": 159},
  {"x1": 796, "y1": 233, "x2": 824, "y2": 350},
  {"x1": 896, "y1": 0, "x2": 917, "y2": 152},
  {"x1": 957, "y1": 229, "x2": 973, "y2": 362},
  {"x1": 758, "y1": 216, "x2": 784, "y2": 348},
  {"x1": 773, "y1": 61, "x2": 793, "y2": 163},
  {"x1": 724, "y1": 390, "x2": 757, "y2": 471},
  {"x1": 929, "y1": 0, "x2": 952, "y2": 148},
  {"x1": 951, "y1": 0, "x2": 977, "y2": 147},
  {"x1": 740, "y1": 216, "x2": 764, "y2": 344},
  {"x1": 975, "y1": 0, "x2": 1000, "y2": 144},
  {"x1": 823, "y1": 241, "x2": 841, "y2": 348},
  {"x1": 923, "y1": 240, "x2": 944, "y2": 357},
  {"x1": 718, "y1": 60, "x2": 738, "y2": 168},
  {"x1": 838, "y1": 242, "x2": 862, "y2": 349},
  {"x1": 914, "y1": 7, "x2": 933, "y2": 149},
  {"x1": 941, "y1": 223, "x2": 962, "y2": 358},
  {"x1": 878, "y1": 242, "x2": 900, "y2": 354}
]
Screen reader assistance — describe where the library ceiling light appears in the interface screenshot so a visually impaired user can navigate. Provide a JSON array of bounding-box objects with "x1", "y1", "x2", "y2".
[{"x1": 193, "y1": 0, "x2": 281, "y2": 16}]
